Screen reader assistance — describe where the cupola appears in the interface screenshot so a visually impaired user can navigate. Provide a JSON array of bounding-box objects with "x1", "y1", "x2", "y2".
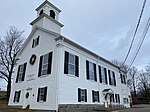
[{"x1": 30, "y1": 0, "x2": 63, "y2": 34}]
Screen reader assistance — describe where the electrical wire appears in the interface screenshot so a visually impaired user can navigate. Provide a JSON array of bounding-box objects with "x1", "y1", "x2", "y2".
[
  {"x1": 128, "y1": 16, "x2": 150, "y2": 70},
  {"x1": 122, "y1": 0, "x2": 147, "y2": 66}
]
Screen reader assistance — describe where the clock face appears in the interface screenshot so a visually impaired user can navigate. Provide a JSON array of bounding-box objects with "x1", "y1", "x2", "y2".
[{"x1": 30, "y1": 54, "x2": 36, "y2": 65}]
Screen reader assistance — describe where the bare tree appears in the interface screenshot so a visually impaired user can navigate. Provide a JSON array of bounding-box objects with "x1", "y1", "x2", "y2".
[
  {"x1": 145, "y1": 64, "x2": 150, "y2": 76},
  {"x1": 0, "y1": 26, "x2": 24, "y2": 101},
  {"x1": 128, "y1": 67, "x2": 138, "y2": 98},
  {"x1": 138, "y1": 71, "x2": 150, "y2": 103},
  {"x1": 111, "y1": 59, "x2": 128, "y2": 73}
]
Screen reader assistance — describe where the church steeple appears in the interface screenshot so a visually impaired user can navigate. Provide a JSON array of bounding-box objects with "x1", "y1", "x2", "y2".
[{"x1": 30, "y1": 0, "x2": 63, "y2": 34}]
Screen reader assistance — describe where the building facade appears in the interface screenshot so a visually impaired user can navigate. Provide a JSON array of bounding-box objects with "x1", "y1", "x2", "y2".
[{"x1": 8, "y1": 0, "x2": 131, "y2": 111}]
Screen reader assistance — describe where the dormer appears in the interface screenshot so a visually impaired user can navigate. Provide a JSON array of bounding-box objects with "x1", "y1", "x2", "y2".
[{"x1": 30, "y1": 0, "x2": 63, "y2": 34}]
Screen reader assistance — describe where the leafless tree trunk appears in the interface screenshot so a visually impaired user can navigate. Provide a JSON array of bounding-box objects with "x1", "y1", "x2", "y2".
[
  {"x1": 128, "y1": 67, "x2": 138, "y2": 98},
  {"x1": 0, "y1": 26, "x2": 24, "y2": 101},
  {"x1": 138, "y1": 71, "x2": 150, "y2": 103}
]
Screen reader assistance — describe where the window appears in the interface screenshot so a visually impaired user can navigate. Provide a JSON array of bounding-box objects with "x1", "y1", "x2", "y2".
[
  {"x1": 123, "y1": 98, "x2": 129, "y2": 104},
  {"x1": 32, "y1": 36, "x2": 40, "y2": 48},
  {"x1": 13, "y1": 91, "x2": 21, "y2": 103},
  {"x1": 115, "y1": 94, "x2": 120, "y2": 103},
  {"x1": 92, "y1": 90, "x2": 100, "y2": 102},
  {"x1": 16, "y1": 63, "x2": 27, "y2": 83},
  {"x1": 120, "y1": 74, "x2": 126, "y2": 84},
  {"x1": 110, "y1": 94, "x2": 115, "y2": 103},
  {"x1": 108, "y1": 70, "x2": 116, "y2": 86},
  {"x1": 99, "y1": 66, "x2": 107, "y2": 84},
  {"x1": 64, "y1": 51, "x2": 79, "y2": 77},
  {"x1": 50, "y1": 10, "x2": 55, "y2": 19},
  {"x1": 37, "y1": 87, "x2": 47, "y2": 102},
  {"x1": 39, "y1": 10, "x2": 43, "y2": 16},
  {"x1": 78, "y1": 88, "x2": 87, "y2": 102},
  {"x1": 86, "y1": 60, "x2": 97, "y2": 81},
  {"x1": 38, "y1": 52, "x2": 53, "y2": 77}
]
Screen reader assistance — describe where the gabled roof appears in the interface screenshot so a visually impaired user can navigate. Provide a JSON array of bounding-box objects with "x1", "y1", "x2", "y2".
[
  {"x1": 17, "y1": 25, "x2": 60, "y2": 57},
  {"x1": 36, "y1": 0, "x2": 61, "y2": 12}
]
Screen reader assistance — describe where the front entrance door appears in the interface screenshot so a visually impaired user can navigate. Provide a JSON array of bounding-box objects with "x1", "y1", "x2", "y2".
[{"x1": 24, "y1": 88, "x2": 32, "y2": 109}]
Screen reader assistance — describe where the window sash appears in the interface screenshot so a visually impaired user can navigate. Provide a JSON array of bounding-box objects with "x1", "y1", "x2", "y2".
[
  {"x1": 88, "y1": 62, "x2": 95, "y2": 80},
  {"x1": 39, "y1": 88, "x2": 45, "y2": 101},
  {"x1": 41, "y1": 54, "x2": 49, "y2": 76},
  {"x1": 101, "y1": 67, "x2": 106, "y2": 83},
  {"x1": 94, "y1": 92, "x2": 99, "y2": 102},
  {"x1": 81, "y1": 89, "x2": 86, "y2": 101},
  {"x1": 18, "y1": 64, "x2": 24, "y2": 82}
]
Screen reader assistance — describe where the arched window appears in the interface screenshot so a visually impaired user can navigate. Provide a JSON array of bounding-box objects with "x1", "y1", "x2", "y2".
[
  {"x1": 50, "y1": 10, "x2": 55, "y2": 19},
  {"x1": 39, "y1": 10, "x2": 43, "y2": 16}
]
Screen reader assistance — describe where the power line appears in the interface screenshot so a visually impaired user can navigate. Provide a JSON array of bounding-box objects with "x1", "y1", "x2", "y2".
[
  {"x1": 128, "y1": 16, "x2": 150, "y2": 70},
  {"x1": 122, "y1": 0, "x2": 147, "y2": 66}
]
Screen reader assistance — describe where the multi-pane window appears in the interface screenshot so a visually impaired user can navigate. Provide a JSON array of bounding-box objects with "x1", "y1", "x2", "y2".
[
  {"x1": 120, "y1": 74, "x2": 126, "y2": 84},
  {"x1": 41, "y1": 53, "x2": 49, "y2": 75},
  {"x1": 38, "y1": 52, "x2": 53, "y2": 77},
  {"x1": 68, "y1": 53, "x2": 75, "y2": 75},
  {"x1": 64, "y1": 51, "x2": 79, "y2": 77},
  {"x1": 78, "y1": 88, "x2": 87, "y2": 102},
  {"x1": 99, "y1": 66, "x2": 107, "y2": 84},
  {"x1": 13, "y1": 91, "x2": 21, "y2": 103},
  {"x1": 86, "y1": 60, "x2": 97, "y2": 81},
  {"x1": 108, "y1": 70, "x2": 116, "y2": 86},
  {"x1": 110, "y1": 94, "x2": 115, "y2": 103},
  {"x1": 37, "y1": 87, "x2": 47, "y2": 102},
  {"x1": 32, "y1": 36, "x2": 39, "y2": 48},
  {"x1": 115, "y1": 94, "x2": 120, "y2": 103},
  {"x1": 123, "y1": 98, "x2": 129, "y2": 104},
  {"x1": 92, "y1": 90, "x2": 100, "y2": 102},
  {"x1": 16, "y1": 63, "x2": 27, "y2": 83}
]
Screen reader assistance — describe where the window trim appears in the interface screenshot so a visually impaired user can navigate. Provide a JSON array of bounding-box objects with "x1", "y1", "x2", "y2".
[
  {"x1": 37, "y1": 87, "x2": 47, "y2": 102},
  {"x1": 86, "y1": 60, "x2": 97, "y2": 81},
  {"x1": 78, "y1": 88, "x2": 87, "y2": 102},
  {"x1": 13, "y1": 90, "x2": 21, "y2": 103},
  {"x1": 64, "y1": 51, "x2": 79, "y2": 77}
]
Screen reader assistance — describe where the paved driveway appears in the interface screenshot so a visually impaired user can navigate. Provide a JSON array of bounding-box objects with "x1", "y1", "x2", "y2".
[{"x1": 113, "y1": 104, "x2": 150, "y2": 112}]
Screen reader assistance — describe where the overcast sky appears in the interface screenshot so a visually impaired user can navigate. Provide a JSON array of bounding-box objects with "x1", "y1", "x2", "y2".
[{"x1": 0, "y1": 0, "x2": 150, "y2": 90}]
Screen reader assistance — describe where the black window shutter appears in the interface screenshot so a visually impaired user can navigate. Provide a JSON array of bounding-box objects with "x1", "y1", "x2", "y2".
[
  {"x1": 94, "y1": 64, "x2": 97, "y2": 81},
  {"x1": 118, "y1": 94, "x2": 120, "y2": 103},
  {"x1": 22, "y1": 63, "x2": 27, "y2": 81},
  {"x1": 47, "y1": 52, "x2": 53, "y2": 74},
  {"x1": 97, "y1": 91, "x2": 100, "y2": 102},
  {"x1": 38, "y1": 56, "x2": 43, "y2": 77},
  {"x1": 115, "y1": 94, "x2": 117, "y2": 103},
  {"x1": 124, "y1": 75, "x2": 126, "y2": 84},
  {"x1": 37, "y1": 36, "x2": 40, "y2": 45},
  {"x1": 108, "y1": 70, "x2": 111, "y2": 85},
  {"x1": 120, "y1": 74, "x2": 123, "y2": 83},
  {"x1": 64, "y1": 51, "x2": 69, "y2": 74},
  {"x1": 92, "y1": 90, "x2": 95, "y2": 102},
  {"x1": 99, "y1": 66, "x2": 102, "y2": 83},
  {"x1": 32, "y1": 39, "x2": 34, "y2": 48},
  {"x1": 16, "y1": 65, "x2": 21, "y2": 83},
  {"x1": 85, "y1": 89, "x2": 87, "y2": 102},
  {"x1": 44, "y1": 87, "x2": 47, "y2": 102},
  {"x1": 104, "y1": 68, "x2": 108, "y2": 84},
  {"x1": 37, "y1": 88, "x2": 40, "y2": 102},
  {"x1": 113, "y1": 72, "x2": 116, "y2": 86},
  {"x1": 17, "y1": 91, "x2": 21, "y2": 102},
  {"x1": 13, "y1": 92, "x2": 16, "y2": 102},
  {"x1": 78, "y1": 88, "x2": 81, "y2": 102},
  {"x1": 75, "y1": 55, "x2": 79, "y2": 77},
  {"x1": 86, "y1": 60, "x2": 89, "y2": 80}
]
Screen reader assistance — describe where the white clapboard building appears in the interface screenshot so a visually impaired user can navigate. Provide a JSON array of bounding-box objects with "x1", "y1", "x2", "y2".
[{"x1": 9, "y1": 0, "x2": 131, "y2": 111}]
